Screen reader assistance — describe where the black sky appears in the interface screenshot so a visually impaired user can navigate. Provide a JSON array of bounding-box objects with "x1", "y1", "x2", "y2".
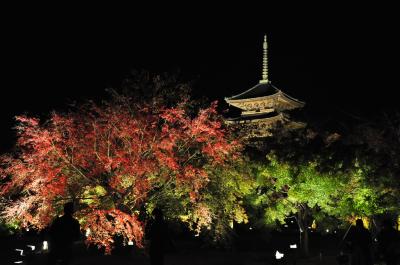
[{"x1": 1, "y1": 7, "x2": 398, "y2": 152}]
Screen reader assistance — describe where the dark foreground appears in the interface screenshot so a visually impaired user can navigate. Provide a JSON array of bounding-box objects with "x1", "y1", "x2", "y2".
[
  {"x1": 0, "y1": 228, "x2": 357, "y2": 265},
  {"x1": 2, "y1": 247, "x2": 339, "y2": 265}
]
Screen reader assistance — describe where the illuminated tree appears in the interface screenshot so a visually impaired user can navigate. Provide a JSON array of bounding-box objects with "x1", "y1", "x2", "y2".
[
  {"x1": 348, "y1": 114, "x2": 400, "y2": 217},
  {"x1": 247, "y1": 121, "x2": 399, "y2": 256},
  {"x1": 247, "y1": 154, "x2": 343, "y2": 256},
  {"x1": 0, "y1": 82, "x2": 241, "y2": 253}
]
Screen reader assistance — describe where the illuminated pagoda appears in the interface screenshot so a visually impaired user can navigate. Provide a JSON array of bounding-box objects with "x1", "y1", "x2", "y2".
[{"x1": 225, "y1": 35, "x2": 305, "y2": 138}]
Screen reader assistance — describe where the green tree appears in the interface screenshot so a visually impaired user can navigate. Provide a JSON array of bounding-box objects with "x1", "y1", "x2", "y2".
[
  {"x1": 248, "y1": 154, "x2": 345, "y2": 256},
  {"x1": 246, "y1": 122, "x2": 399, "y2": 256}
]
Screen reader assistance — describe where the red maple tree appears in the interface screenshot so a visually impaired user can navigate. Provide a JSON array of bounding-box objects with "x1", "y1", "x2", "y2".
[{"x1": 0, "y1": 93, "x2": 240, "y2": 253}]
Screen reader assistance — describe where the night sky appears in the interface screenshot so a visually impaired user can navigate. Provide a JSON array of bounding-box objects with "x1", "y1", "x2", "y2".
[{"x1": 1, "y1": 8, "x2": 398, "y2": 153}]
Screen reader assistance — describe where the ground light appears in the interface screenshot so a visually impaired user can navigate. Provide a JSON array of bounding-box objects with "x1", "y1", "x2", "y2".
[
  {"x1": 275, "y1": 250, "x2": 284, "y2": 259},
  {"x1": 27, "y1": 245, "x2": 35, "y2": 251},
  {"x1": 14, "y1": 249, "x2": 25, "y2": 264},
  {"x1": 289, "y1": 243, "x2": 298, "y2": 265},
  {"x1": 42, "y1": 241, "x2": 48, "y2": 251}
]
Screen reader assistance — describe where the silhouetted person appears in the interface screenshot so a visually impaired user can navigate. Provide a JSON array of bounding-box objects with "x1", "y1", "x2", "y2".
[
  {"x1": 145, "y1": 208, "x2": 170, "y2": 265},
  {"x1": 47, "y1": 202, "x2": 81, "y2": 265},
  {"x1": 377, "y1": 219, "x2": 400, "y2": 265},
  {"x1": 347, "y1": 219, "x2": 373, "y2": 265}
]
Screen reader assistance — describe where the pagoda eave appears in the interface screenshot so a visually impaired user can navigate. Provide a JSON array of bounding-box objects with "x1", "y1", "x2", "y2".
[
  {"x1": 225, "y1": 91, "x2": 304, "y2": 112},
  {"x1": 225, "y1": 113, "x2": 286, "y2": 125}
]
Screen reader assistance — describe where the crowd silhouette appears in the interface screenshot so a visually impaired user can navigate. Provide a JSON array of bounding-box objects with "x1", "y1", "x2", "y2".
[
  {"x1": 34, "y1": 204, "x2": 400, "y2": 265},
  {"x1": 145, "y1": 208, "x2": 173, "y2": 265},
  {"x1": 340, "y1": 218, "x2": 400, "y2": 265},
  {"x1": 346, "y1": 219, "x2": 373, "y2": 265},
  {"x1": 47, "y1": 202, "x2": 81, "y2": 265},
  {"x1": 377, "y1": 219, "x2": 400, "y2": 265}
]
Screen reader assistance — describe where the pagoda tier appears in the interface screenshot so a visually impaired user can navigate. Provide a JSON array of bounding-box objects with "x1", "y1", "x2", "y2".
[
  {"x1": 225, "y1": 111, "x2": 286, "y2": 124},
  {"x1": 226, "y1": 112, "x2": 306, "y2": 138},
  {"x1": 225, "y1": 81, "x2": 304, "y2": 115}
]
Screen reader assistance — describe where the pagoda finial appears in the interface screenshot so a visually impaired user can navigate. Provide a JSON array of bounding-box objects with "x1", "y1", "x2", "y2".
[{"x1": 260, "y1": 34, "x2": 269, "y2": 83}]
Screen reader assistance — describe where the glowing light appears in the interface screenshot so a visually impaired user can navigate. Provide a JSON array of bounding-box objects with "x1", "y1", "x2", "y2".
[
  {"x1": 26, "y1": 228, "x2": 29, "y2": 232},
  {"x1": 284, "y1": 224, "x2": 288, "y2": 228},
  {"x1": 398, "y1": 216, "x2": 400, "y2": 231},
  {"x1": 128, "y1": 241, "x2": 134, "y2": 246},
  {"x1": 326, "y1": 229, "x2": 329, "y2": 233},
  {"x1": 15, "y1": 249, "x2": 24, "y2": 256},
  {"x1": 311, "y1": 220, "x2": 317, "y2": 229},
  {"x1": 291, "y1": 220, "x2": 294, "y2": 223},
  {"x1": 374, "y1": 238, "x2": 378, "y2": 242},
  {"x1": 27, "y1": 245, "x2": 35, "y2": 251},
  {"x1": 42, "y1": 241, "x2": 48, "y2": 251},
  {"x1": 14, "y1": 261, "x2": 23, "y2": 264},
  {"x1": 275, "y1": 250, "x2": 284, "y2": 260},
  {"x1": 334, "y1": 230, "x2": 337, "y2": 234},
  {"x1": 85, "y1": 228, "x2": 91, "y2": 237},
  {"x1": 249, "y1": 227, "x2": 253, "y2": 230},
  {"x1": 290, "y1": 244, "x2": 297, "y2": 249}
]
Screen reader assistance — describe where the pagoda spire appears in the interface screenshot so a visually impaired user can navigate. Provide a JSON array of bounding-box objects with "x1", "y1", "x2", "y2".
[{"x1": 260, "y1": 35, "x2": 269, "y2": 83}]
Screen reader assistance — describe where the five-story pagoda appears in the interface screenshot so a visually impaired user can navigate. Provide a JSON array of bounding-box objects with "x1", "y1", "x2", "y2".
[{"x1": 225, "y1": 35, "x2": 305, "y2": 138}]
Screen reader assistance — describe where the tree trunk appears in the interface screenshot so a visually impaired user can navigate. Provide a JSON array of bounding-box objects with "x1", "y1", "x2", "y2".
[
  {"x1": 297, "y1": 205, "x2": 310, "y2": 257},
  {"x1": 301, "y1": 227, "x2": 309, "y2": 257}
]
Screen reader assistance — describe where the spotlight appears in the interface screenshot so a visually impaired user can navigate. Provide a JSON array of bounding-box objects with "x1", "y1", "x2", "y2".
[
  {"x1": 15, "y1": 249, "x2": 24, "y2": 256},
  {"x1": 27, "y1": 245, "x2": 35, "y2": 251},
  {"x1": 289, "y1": 244, "x2": 297, "y2": 249},
  {"x1": 42, "y1": 241, "x2": 48, "y2": 251},
  {"x1": 275, "y1": 250, "x2": 284, "y2": 260},
  {"x1": 128, "y1": 241, "x2": 134, "y2": 246}
]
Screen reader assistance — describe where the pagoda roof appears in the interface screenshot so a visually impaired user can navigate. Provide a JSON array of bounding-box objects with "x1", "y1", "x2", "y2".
[
  {"x1": 225, "y1": 81, "x2": 279, "y2": 100},
  {"x1": 225, "y1": 82, "x2": 305, "y2": 112}
]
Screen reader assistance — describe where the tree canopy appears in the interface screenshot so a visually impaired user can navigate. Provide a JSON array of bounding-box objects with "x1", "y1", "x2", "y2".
[{"x1": 0, "y1": 75, "x2": 241, "y2": 253}]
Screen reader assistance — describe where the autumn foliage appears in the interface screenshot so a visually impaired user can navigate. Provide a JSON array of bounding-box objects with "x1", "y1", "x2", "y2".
[{"x1": 0, "y1": 91, "x2": 240, "y2": 252}]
